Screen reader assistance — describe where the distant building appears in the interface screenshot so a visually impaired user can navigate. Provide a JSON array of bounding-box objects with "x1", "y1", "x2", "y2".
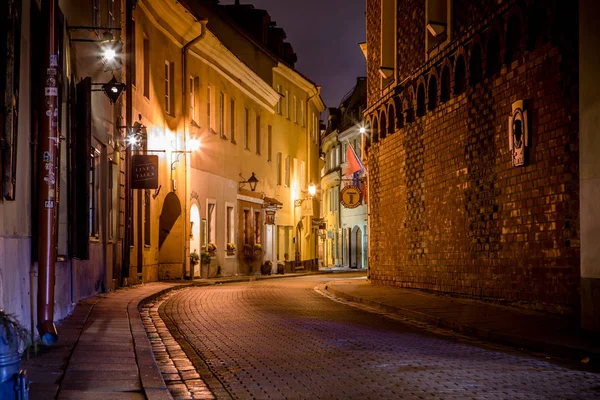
[
  {"x1": 321, "y1": 78, "x2": 368, "y2": 269},
  {"x1": 363, "y1": 0, "x2": 600, "y2": 330}
]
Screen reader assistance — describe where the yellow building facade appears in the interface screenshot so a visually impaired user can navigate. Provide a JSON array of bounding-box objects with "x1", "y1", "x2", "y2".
[{"x1": 128, "y1": 0, "x2": 324, "y2": 280}]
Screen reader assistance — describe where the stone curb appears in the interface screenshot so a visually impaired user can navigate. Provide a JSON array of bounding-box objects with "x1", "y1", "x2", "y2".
[{"x1": 325, "y1": 284, "x2": 600, "y2": 364}]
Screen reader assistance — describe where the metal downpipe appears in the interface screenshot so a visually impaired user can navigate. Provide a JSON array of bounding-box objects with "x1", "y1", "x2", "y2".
[{"x1": 36, "y1": 0, "x2": 59, "y2": 346}]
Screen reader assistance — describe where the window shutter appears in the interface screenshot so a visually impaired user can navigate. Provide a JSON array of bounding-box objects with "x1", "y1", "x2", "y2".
[{"x1": 71, "y1": 77, "x2": 91, "y2": 259}]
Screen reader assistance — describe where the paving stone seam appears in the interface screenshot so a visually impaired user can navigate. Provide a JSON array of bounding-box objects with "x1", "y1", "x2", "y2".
[
  {"x1": 321, "y1": 283, "x2": 600, "y2": 365},
  {"x1": 142, "y1": 288, "x2": 233, "y2": 399}
]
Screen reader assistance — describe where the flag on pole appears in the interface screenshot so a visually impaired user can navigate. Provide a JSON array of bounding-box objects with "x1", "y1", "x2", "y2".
[{"x1": 345, "y1": 141, "x2": 365, "y2": 177}]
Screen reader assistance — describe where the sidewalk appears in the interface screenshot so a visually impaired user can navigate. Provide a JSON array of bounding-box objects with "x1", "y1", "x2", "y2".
[
  {"x1": 21, "y1": 282, "x2": 185, "y2": 400},
  {"x1": 326, "y1": 277, "x2": 600, "y2": 365}
]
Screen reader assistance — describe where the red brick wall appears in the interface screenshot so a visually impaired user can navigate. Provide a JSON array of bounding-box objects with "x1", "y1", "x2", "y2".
[{"x1": 365, "y1": 0, "x2": 580, "y2": 313}]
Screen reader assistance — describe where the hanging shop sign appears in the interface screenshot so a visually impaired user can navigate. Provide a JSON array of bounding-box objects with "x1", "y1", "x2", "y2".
[
  {"x1": 132, "y1": 155, "x2": 159, "y2": 189},
  {"x1": 340, "y1": 185, "x2": 363, "y2": 209}
]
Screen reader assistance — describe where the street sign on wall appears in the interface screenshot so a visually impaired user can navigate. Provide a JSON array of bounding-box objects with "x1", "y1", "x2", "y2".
[
  {"x1": 132, "y1": 155, "x2": 159, "y2": 189},
  {"x1": 340, "y1": 185, "x2": 362, "y2": 209}
]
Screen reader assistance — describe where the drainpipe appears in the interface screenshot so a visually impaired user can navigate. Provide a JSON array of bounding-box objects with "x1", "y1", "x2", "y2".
[
  {"x1": 37, "y1": 0, "x2": 59, "y2": 346},
  {"x1": 181, "y1": 19, "x2": 207, "y2": 278},
  {"x1": 122, "y1": 0, "x2": 134, "y2": 284}
]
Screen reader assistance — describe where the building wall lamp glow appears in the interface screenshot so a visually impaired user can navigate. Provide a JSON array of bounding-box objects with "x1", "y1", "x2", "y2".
[
  {"x1": 170, "y1": 137, "x2": 201, "y2": 170},
  {"x1": 294, "y1": 182, "x2": 316, "y2": 207}
]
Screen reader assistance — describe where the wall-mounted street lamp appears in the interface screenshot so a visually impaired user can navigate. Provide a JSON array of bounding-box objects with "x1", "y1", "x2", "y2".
[
  {"x1": 239, "y1": 172, "x2": 259, "y2": 191},
  {"x1": 98, "y1": 76, "x2": 126, "y2": 104},
  {"x1": 294, "y1": 182, "x2": 316, "y2": 207}
]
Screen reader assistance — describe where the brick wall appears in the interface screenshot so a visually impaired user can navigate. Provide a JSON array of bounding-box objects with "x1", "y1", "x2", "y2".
[{"x1": 365, "y1": 0, "x2": 580, "y2": 313}]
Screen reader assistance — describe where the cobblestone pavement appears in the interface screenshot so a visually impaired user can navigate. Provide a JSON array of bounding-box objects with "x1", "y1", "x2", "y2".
[{"x1": 157, "y1": 275, "x2": 600, "y2": 399}]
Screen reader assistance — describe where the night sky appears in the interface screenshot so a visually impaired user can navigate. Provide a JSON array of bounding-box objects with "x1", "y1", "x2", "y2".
[{"x1": 219, "y1": 0, "x2": 367, "y2": 111}]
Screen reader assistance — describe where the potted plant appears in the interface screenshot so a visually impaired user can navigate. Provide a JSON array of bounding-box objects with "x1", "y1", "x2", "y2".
[
  {"x1": 253, "y1": 243, "x2": 263, "y2": 257},
  {"x1": 226, "y1": 242, "x2": 236, "y2": 255},
  {"x1": 190, "y1": 250, "x2": 200, "y2": 267},
  {"x1": 201, "y1": 251, "x2": 212, "y2": 265},
  {"x1": 207, "y1": 242, "x2": 217, "y2": 256},
  {"x1": 0, "y1": 309, "x2": 29, "y2": 380},
  {"x1": 261, "y1": 260, "x2": 273, "y2": 275}
]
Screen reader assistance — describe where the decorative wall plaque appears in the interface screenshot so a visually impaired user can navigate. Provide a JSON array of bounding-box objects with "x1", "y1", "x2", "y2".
[{"x1": 508, "y1": 100, "x2": 529, "y2": 167}]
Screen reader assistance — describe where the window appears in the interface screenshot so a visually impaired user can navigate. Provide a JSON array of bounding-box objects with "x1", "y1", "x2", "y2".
[
  {"x1": 425, "y1": 0, "x2": 452, "y2": 55},
  {"x1": 230, "y1": 99, "x2": 236, "y2": 142},
  {"x1": 131, "y1": 20, "x2": 136, "y2": 86},
  {"x1": 267, "y1": 125, "x2": 272, "y2": 162},
  {"x1": 312, "y1": 112, "x2": 316, "y2": 143},
  {"x1": 164, "y1": 61, "x2": 174, "y2": 114},
  {"x1": 254, "y1": 211, "x2": 261, "y2": 244},
  {"x1": 285, "y1": 155, "x2": 290, "y2": 187},
  {"x1": 300, "y1": 100, "x2": 305, "y2": 127},
  {"x1": 143, "y1": 37, "x2": 149, "y2": 98},
  {"x1": 107, "y1": 0, "x2": 115, "y2": 28},
  {"x1": 189, "y1": 76, "x2": 195, "y2": 121},
  {"x1": 108, "y1": 161, "x2": 115, "y2": 241},
  {"x1": 226, "y1": 205, "x2": 234, "y2": 246},
  {"x1": 207, "y1": 86, "x2": 212, "y2": 132},
  {"x1": 243, "y1": 209, "x2": 251, "y2": 244},
  {"x1": 276, "y1": 84, "x2": 282, "y2": 114},
  {"x1": 300, "y1": 161, "x2": 305, "y2": 189},
  {"x1": 244, "y1": 108, "x2": 250, "y2": 150},
  {"x1": 276, "y1": 153, "x2": 282, "y2": 185},
  {"x1": 208, "y1": 201, "x2": 216, "y2": 245},
  {"x1": 255, "y1": 115, "x2": 261, "y2": 154},
  {"x1": 93, "y1": 0, "x2": 100, "y2": 27},
  {"x1": 285, "y1": 89, "x2": 289, "y2": 119},
  {"x1": 380, "y1": 0, "x2": 396, "y2": 87},
  {"x1": 89, "y1": 147, "x2": 101, "y2": 238},
  {"x1": 293, "y1": 95, "x2": 297, "y2": 123},
  {"x1": 219, "y1": 91, "x2": 225, "y2": 138}
]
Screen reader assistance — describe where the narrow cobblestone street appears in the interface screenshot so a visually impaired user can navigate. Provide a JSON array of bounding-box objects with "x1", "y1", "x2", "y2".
[{"x1": 153, "y1": 275, "x2": 600, "y2": 399}]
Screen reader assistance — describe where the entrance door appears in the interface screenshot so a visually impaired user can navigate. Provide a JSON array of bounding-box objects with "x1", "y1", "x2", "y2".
[{"x1": 350, "y1": 226, "x2": 362, "y2": 269}]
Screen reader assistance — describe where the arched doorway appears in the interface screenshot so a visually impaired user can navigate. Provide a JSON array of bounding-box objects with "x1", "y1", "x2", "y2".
[
  {"x1": 158, "y1": 192, "x2": 183, "y2": 279},
  {"x1": 350, "y1": 226, "x2": 363, "y2": 269}
]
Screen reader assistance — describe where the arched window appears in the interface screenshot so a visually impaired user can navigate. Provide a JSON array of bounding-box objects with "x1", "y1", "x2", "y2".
[
  {"x1": 372, "y1": 117, "x2": 379, "y2": 143},
  {"x1": 505, "y1": 15, "x2": 521, "y2": 64},
  {"x1": 388, "y1": 104, "x2": 395, "y2": 135},
  {"x1": 428, "y1": 75, "x2": 438, "y2": 111},
  {"x1": 379, "y1": 111, "x2": 387, "y2": 140},
  {"x1": 440, "y1": 65, "x2": 451, "y2": 103},
  {"x1": 470, "y1": 43, "x2": 483, "y2": 86},
  {"x1": 417, "y1": 83, "x2": 426, "y2": 117},
  {"x1": 454, "y1": 55, "x2": 466, "y2": 95},
  {"x1": 486, "y1": 31, "x2": 501, "y2": 76}
]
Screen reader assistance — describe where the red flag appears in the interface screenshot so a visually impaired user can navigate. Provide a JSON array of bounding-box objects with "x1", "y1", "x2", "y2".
[{"x1": 345, "y1": 143, "x2": 362, "y2": 176}]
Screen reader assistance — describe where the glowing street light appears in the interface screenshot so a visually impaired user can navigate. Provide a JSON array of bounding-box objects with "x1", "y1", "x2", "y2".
[
  {"x1": 308, "y1": 182, "x2": 316, "y2": 197},
  {"x1": 188, "y1": 137, "x2": 201, "y2": 152},
  {"x1": 359, "y1": 126, "x2": 366, "y2": 134}
]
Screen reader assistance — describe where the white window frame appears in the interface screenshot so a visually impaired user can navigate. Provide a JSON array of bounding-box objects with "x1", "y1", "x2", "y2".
[
  {"x1": 267, "y1": 125, "x2": 272, "y2": 162},
  {"x1": 276, "y1": 84, "x2": 282, "y2": 114},
  {"x1": 225, "y1": 202, "x2": 235, "y2": 257},
  {"x1": 300, "y1": 100, "x2": 305, "y2": 127},
  {"x1": 284, "y1": 155, "x2": 290, "y2": 187},
  {"x1": 189, "y1": 76, "x2": 195, "y2": 122},
  {"x1": 207, "y1": 86, "x2": 212, "y2": 132},
  {"x1": 285, "y1": 89, "x2": 289, "y2": 119},
  {"x1": 244, "y1": 108, "x2": 250, "y2": 150},
  {"x1": 207, "y1": 199, "x2": 216, "y2": 246},
  {"x1": 293, "y1": 95, "x2": 297, "y2": 123},
  {"x1": 219, "y1": 91, "x2": 225, "y2": 138},
  {"x1": 165, "y1": 61, "x2": 171, "y2": 114},
  {"x1": 276, "y1": 152, "x2": 282, "y2": 185}
]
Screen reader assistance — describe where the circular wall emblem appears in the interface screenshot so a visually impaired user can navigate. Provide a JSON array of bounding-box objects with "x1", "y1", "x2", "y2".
[{"x1": 340, "y1": 185, "x2": 363, "y2": 209}]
